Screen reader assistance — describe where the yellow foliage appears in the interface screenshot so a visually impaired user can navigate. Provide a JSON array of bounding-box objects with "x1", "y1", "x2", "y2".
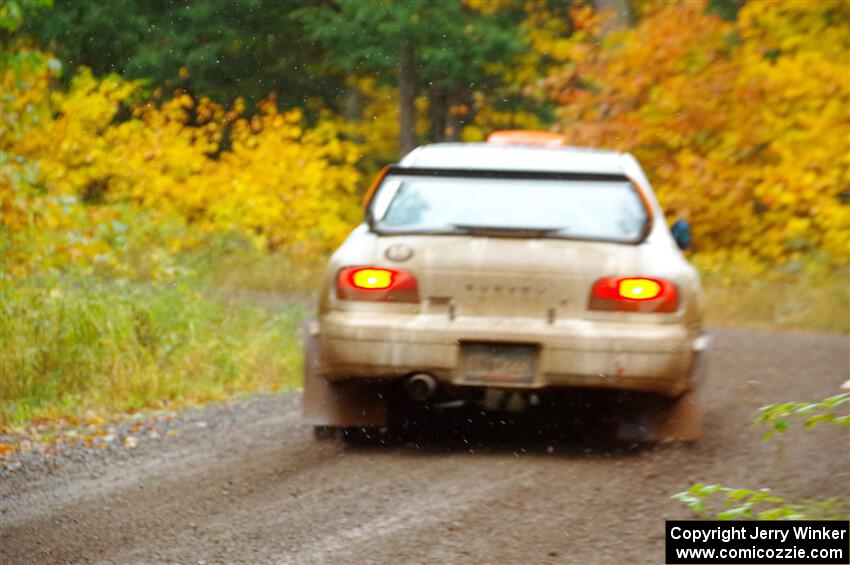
[
  {"x1": 548, "y1": 0, "x2": 850, "y2": 267},
  {"x1": 464, "y1": 90, "x2": 543, "y2": 140},
  {"x1": 341, "y1": 76, "x2": 401, "y2": 165},
  {"x1": 1, "y1": 58, "x2": 364, "y2": 278}
]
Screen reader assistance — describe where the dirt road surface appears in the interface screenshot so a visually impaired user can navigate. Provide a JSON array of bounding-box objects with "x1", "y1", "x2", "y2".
[{"x1": 2, "y1": 328, "x2": 848, "y2": 564}]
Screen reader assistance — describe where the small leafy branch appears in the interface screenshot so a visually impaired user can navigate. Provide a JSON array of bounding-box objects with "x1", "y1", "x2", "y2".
[
  {"x1": 754, "y1": 393, "x2": 849, "y2": 439},
  {"x1": 672, "y1": 484, "x2": 848, "y2": 521},
  {"x1": 672, "y1": 392, "x2": 850, "y2": 520}
]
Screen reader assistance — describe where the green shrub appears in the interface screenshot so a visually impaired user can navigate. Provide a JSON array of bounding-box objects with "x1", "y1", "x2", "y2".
[
  {"x1": 672, "y1": 393, "x2": 850, "y2": 520},
  {"x1": 0, "y1": 274, "x2": 308, "y2": 429}
]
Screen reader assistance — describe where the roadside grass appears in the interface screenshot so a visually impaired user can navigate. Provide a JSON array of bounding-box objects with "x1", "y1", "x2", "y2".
[
  {"x1": 700, "y1": 261, "x2": 849, "y2": 334},
  {"x1": 0, "y1": 273, "x2": 309, "y2": 431},
  {"x1": 189, "y1": 243, "x2": 324, "y2": 296}
]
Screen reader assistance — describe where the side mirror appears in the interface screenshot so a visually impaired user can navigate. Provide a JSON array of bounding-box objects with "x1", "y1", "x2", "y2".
[{"x1": 670, "y1": 219, "x2": 692, "y2": 250}]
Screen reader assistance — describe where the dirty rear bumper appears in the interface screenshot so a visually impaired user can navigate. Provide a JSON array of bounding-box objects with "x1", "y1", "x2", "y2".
[{"x1": 315, "y1": 313, "x2": 708, "y2": 397}]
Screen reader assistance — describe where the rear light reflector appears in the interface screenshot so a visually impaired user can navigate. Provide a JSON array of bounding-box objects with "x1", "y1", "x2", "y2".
[
  {"x1": 589, "y1": 277, "x2": 678, "y2": 313},
  {"x1": 337, "y1": 266, "x2": 419, "y2": 303}
]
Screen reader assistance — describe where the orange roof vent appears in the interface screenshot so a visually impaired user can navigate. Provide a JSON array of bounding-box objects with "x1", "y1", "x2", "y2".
[{"x1": 487, "y1": 130, "x2": 567, "y2": 148}]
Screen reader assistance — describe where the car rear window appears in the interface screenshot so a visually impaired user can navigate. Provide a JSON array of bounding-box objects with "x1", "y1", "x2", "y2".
[{"x1": 370, "y1": 173, "x2": 649, "y2": 242}]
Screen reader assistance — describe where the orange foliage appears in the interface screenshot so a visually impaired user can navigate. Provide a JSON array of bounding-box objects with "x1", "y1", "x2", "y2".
[{"x1": 547, "y1": 0, "x2": 849, "y2": 268}]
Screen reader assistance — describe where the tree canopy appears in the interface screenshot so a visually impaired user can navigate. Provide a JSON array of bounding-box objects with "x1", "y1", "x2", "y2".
[
  {"x1": 20, "y1": 0, "x2": 344, "y2": 109},
  {"x1": 295, "y1": 0, "x2": 528, "y2": 151}
]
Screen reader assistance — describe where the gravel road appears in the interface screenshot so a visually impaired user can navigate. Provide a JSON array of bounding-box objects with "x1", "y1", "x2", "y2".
[{"x1": 2, "y1": 328, "x2": 848, "y2": 564}]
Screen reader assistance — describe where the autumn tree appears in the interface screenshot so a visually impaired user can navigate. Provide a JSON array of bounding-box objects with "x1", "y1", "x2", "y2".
[{"x1": 546, "y1": 0, "x2": 850, "y2": 267}]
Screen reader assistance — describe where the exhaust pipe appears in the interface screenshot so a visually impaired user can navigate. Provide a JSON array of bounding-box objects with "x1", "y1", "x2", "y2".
[{"x1": 405, "y1": 373, "x2": 437, "y2": 402}]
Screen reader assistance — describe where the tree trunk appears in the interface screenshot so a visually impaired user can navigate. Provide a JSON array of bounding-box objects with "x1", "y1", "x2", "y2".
[
  {"x1": 342, "y1": 86, "x2": 362, "y2": 122},
  {"x1": 592, "y1": 0, "x2": 631, "y2": 34},
  {"x1": 398, "y1": 41, "x2": 417, "y2": 156},
  {"x1": 429, "y1": 87, "x2": 447, "y2": 142}
]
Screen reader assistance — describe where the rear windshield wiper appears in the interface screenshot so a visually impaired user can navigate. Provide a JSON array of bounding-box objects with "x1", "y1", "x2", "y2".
[{"x1": 449, "y1": 224, "x2": 566, "y2": 237}]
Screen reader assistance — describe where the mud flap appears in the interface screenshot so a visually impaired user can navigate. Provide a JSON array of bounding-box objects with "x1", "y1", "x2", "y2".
[
  {"x1": 301, "y1": 321, "x2": 388, "y2": 428},
  {"x1": 616, "y1": 389, "x2": 703, "y2": 443},
  {"x1": 617, "y1": 334, "x2": 709, "y2": 443},
  {"x1": 653, "y1": 388, "x2": 703, "y2": 442}
]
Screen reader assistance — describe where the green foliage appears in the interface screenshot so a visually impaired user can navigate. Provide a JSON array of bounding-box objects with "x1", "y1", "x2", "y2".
[
  {"x1": 19, "y1": 0, "x2": 342, "y2": 110},
  {"x1": 754, "y1": 394, "x2": 850, "y2": 440},
  {"x1": 706, "y1": 0, "x2": 746, "y2": 21},
  {"x1": 0, "y1": 273, "x2": 309, "y2": 429},
  {"x1": 0, "y1": 0, "x2": 51, "y2": 33},
  {"x1": 672, "y1": 484, "x2": 848, "y2": 521},
  {"x1": 294, "y1": 0, "x2": 529, "y2": 142},
  {"x1": 673, "y1": 393, "x2": 850, "y2": 520},
  {"x1": 1, "y1": 0, "x2": 53, "y2": 72},
  {"x1": 295, "y1": 0, "x2": 525, "y2": 92},
  {"x1": 13, "y1": 0, "x2": 564, "y2": 156}
]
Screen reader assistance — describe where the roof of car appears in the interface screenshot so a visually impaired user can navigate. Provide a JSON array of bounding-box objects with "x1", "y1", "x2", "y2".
[{"x1": 398, "y1": 143, "x2": 627, "y2": 175}]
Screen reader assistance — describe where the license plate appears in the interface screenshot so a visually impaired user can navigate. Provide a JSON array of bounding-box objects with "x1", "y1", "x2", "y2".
[{"x1": 463, "y1": 343, "x2": 538, "y2": 385}]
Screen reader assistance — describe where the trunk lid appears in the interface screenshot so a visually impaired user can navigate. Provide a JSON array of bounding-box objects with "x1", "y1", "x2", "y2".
[{"x1": 380, "y1": 235, "x2": 639, "y2": 320}]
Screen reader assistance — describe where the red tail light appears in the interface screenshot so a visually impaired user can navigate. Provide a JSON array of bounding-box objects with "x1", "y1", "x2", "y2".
[
  {"x1": 336, "y1": 267, "x2": 419, "y2": 303},
  {"x1": 589, "y1": 277, "x2": 678, "y2": 313}
]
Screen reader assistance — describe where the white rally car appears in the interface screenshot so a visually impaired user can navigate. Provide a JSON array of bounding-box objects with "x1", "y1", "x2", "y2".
[{"x1": 303, "y1": 131, "x2": 708, "y2": 442}]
